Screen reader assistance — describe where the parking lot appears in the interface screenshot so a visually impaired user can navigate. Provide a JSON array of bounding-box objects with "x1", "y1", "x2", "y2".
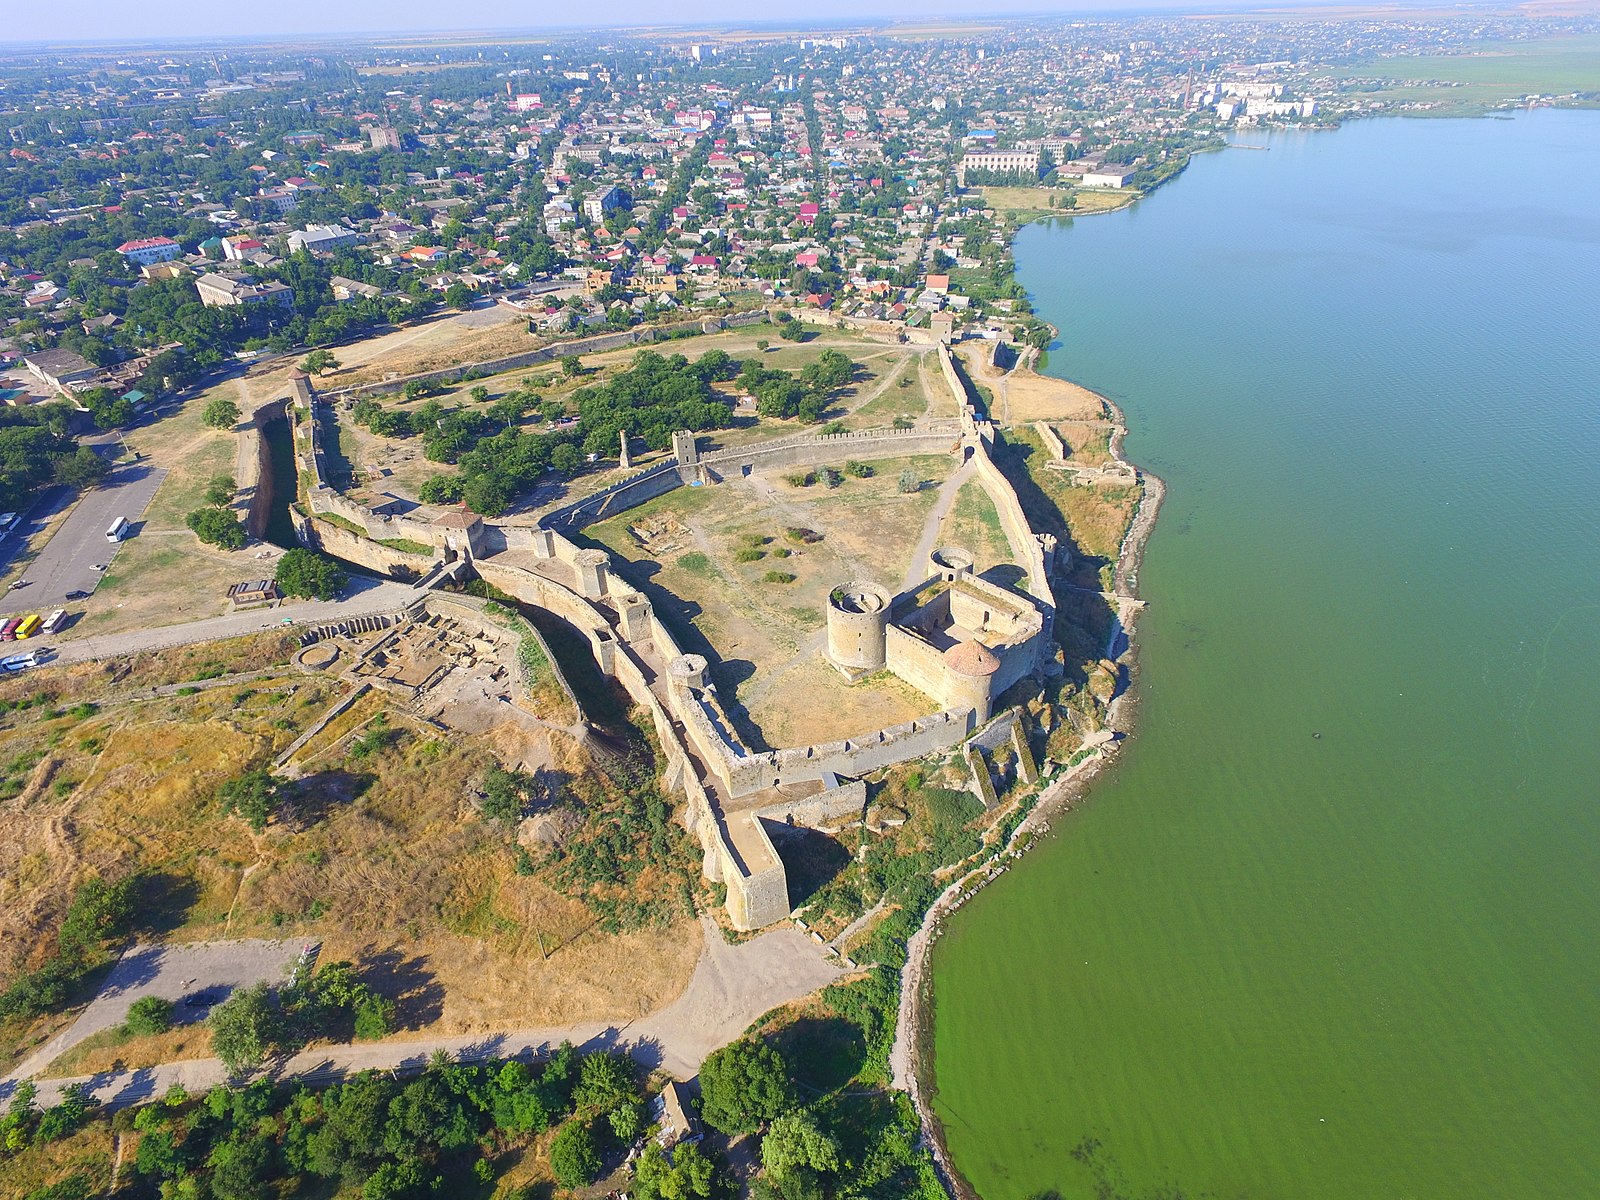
[{"x1": 1, "y1": 463, "x2": 168, "y2": 616}]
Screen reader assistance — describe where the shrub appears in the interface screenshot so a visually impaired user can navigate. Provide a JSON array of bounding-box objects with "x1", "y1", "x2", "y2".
[
  {"x1": 784, "y1": 471, "x2": 815, "y2": 488},
  {"x1": 819, "y1": 467, "x2": 843, "y2": 489},
  {"x1": 124, "y1": 995, "x2": 175, "y2": 1037},
  {"x1": 764, "y1": 571, "x2": 796, "y2": 584},
  {"x1": 898, "y1": 468, "x2": 920, "y2": 494},
  {"x1": 771, "y1": 547, "x2": 791, "y2": 558},
  {"x1": 677, "y1": 551, "x2": 710, "y2": 574},
  {"x1": 734, "y1": 547, "x2": 765, "y2": 563},
  {"x1": 819, "y1": 420, "x2": 847, "y2": 435},
  {"x1": 785, "y1": 527, "x2": 823, "y2": 544},
  {"x1": 844, "y1": 460, "x2": 873, "y2": 478}
]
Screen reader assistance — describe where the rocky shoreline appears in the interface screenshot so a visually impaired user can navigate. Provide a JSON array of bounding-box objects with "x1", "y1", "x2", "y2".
[{"x1": 889, "y1": 377, "x2": 1165, "y2": 1200}]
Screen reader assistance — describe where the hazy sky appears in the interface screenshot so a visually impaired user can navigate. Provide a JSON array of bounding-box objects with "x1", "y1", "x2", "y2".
[{"x1": 5, "y1": 0, "x2": 1332, "y2": 46}]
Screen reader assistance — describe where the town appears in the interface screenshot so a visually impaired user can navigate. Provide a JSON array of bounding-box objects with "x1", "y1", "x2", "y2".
[{"x1": 1, "y1": 10, "x2": 1597, "y2": 1200}]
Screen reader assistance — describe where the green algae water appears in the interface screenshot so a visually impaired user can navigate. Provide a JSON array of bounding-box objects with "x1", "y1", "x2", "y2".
[{"x1": 930, "y1": 111, "x2": 1600, "y2": 1200}]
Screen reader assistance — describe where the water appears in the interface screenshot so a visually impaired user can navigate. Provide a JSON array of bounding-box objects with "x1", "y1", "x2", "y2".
[
  {"x1": 929, "y1": 111, "x2": 1600, "y2": 1200},
  {"x1": 260, "y1": 415, "x2": 300, "y2": 550}
]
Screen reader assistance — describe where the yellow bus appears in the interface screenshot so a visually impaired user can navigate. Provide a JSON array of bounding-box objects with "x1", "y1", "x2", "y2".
[{"x1": 14, "y1": 614, "x2": 42, "y2": 639}]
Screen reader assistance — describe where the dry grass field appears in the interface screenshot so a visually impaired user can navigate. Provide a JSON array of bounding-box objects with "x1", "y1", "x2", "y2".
[
  {"x1": 587, "y1": 454, "x2": 956, "y2": 748},
  {"x1": 72, "y1": 385, "x2": 266, "y2": 638},
  {"x1": 937, "y1": 480, "x2": 1012, "y2": 575},
  {"x1": 0, "y1": 630, "x2": 701, "y2": 1075}
]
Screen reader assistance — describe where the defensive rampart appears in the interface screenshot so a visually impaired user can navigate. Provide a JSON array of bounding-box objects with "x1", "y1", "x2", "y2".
[{"x1": 325, "y1": 310, "x2": 770, "y2": 400}]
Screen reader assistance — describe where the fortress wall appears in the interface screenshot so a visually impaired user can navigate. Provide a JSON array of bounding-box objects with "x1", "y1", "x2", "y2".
[
  {"x1": 885, "y1": 625, "x2": 954, "y2": 705},
  {"x1": 754, "y1": 778, "x2": 868, "y2": 829},
  {"x1": 969, "y1": 441, "x2": 1054, "y2": 608},
  {"x1": 722, "y1": 708, "x2": 976, "y2": 795},
  {"x1": 938, "y1": 342, "x2": 976, "y2": 415},
  {"x1": 328, "y1": 312, "x2": 770, "y2": 402},
  {"x1": 541, "y1": 461, "x2": 683, "y2": 530},
  {"x1": 705, "y1": 429, "x2": 960, "y2": 478},
  {"x1": 785, "y1": 307, "x2": 937, "y2": 346},
  {"x1": 725, "y1": 830, "x2": 792, "y2": 931},
  {"x1": 990, "y1": 639, "x2": 1041, "y2": 698},
  {"x1": 295, "y1": 512, "x2": 433, "y2": 579}
]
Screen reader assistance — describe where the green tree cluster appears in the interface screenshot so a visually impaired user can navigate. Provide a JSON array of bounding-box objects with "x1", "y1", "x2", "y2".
[{"x1": 274, "y1": 548, "x2": 347, "y2": 600}]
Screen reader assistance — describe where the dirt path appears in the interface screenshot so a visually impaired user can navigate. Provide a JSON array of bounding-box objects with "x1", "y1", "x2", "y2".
[
  {"x1": 900, "y1": 455, "x2": 977, "y2": 593},
  {"x1": 8, "y1": 916, "x2": 843, "y2": 1110}
]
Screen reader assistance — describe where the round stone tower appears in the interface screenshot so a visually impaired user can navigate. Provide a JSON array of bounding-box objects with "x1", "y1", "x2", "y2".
[
  {"x1": 826, "y1": 581, "x2": 891, "y2": 672},
  {"x1": 943, "y1": 638, "x2": 1001, "y2": 723},
  {"x1": 929, "y1": 545, "x2": 975, "y2": 584}
]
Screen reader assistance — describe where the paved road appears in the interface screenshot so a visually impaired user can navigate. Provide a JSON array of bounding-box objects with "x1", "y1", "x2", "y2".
[
  {"x1": 3, "y1": 940, "x2": 307, "y2": 1084},
  {"x1": 3, "y1": 464, "x2": 167, "y2": 616},
  {"x1": 42, "y1": 577, "x2": 423, "y2": 667},
  {"x1": 8, "y1": 916, "x2": 843, "y2": 1110}
]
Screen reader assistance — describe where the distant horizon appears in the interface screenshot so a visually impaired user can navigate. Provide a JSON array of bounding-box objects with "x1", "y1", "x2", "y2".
[{"x1": 3, "y1": 0, "x2": 1504, "y2": 50}]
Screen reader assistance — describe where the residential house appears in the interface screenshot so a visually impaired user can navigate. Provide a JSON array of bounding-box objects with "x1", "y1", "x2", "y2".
[
  {"x1": 195, "y1": 272, "x2": 295, "y2": 309},
  {"x1": 115, "y1": 237, "x2": 182, "y2": 267}
]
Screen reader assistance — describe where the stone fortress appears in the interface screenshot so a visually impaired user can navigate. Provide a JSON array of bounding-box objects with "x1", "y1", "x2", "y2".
[{"x1": 284, "y1": 342, "x2": 1082, "y2": 932}]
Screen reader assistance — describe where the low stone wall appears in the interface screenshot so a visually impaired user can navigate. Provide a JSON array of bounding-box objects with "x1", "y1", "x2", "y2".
[{"x1": 1035, "y1": 421, "x2": 1067, "y2": 462}]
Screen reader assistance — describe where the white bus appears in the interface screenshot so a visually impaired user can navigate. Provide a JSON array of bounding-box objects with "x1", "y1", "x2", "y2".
[
  {"x1": 42, "y1": 609, "x2": 68, "y2": 634},
  {"x1": 0, "y1": 651, "x2": 38, "y2": 672},
  {"x1": 106, "y1": 515, "x2": 131, "y2": 542}
]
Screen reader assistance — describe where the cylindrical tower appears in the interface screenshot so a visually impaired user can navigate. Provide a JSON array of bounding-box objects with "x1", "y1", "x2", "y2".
[
  {"x1": 826, "y1": 581, "x2": 891, "y2": 672},
  {"x1": 930, "y1": 545, "x2": 975, "y2": 584},
  {"x1": 943, "y1": 638, "x2": 1001, "y2": 723}
]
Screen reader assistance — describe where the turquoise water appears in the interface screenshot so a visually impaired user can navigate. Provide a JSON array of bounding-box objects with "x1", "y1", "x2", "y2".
[{"x1": 930, "y1": 111, "x2": 1600, "y2": 1200}]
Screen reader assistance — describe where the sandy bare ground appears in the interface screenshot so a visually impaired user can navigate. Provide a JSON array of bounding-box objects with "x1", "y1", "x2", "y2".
[{"x1": 10, "y1": 915, "x2": 843, "y2": 1109}]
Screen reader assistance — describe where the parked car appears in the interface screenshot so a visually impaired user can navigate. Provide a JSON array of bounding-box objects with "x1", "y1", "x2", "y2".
[{"x1": 66, "y1": 590, "x2": 90, "y2": 600}]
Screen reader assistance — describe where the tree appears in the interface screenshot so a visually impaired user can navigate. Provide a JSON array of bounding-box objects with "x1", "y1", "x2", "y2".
[
  {"x1": 550, "y1": 442, "x2": 583, "y2": 475},
  {"x1": 53, "y1": 447, "x2": 109, "y2": 489},
  {"x1": 698, "y1": 1038, "x2": 797, "y2": 1134},
  {"x1": 574, "y1": 1050, "x2": 634, "y2": 1110},
  {"x1": 755, "y1": 338, "x2": 770, "y2": 353},
  {"x1": 761, "y1": 1110, "x2": 840, "y2": 1178},
  {"x1": 124, "y1": 995, "x2": 175, "y2": 1037},
  {"x1": 203, "y1": 397, "x2": 242, "y2": 429},
  {"x1": 187, "y1": 506, "x2": 247, "y2": 550},
  {"x1": 634, "y1": 1140, "x2": 718, "y2": 1200},
  {"x1": 561, "y1": 354, "x2": 584, "y2": 377},
  {"x1": 203, "y1": 474, "x2": 236, "y2": 507},
  {"x1": 218, "y1": 767, "x2": 283, "y2": 833},
  {"x1": 209, "y1": 984, "x2": 280, "y2": 1075},
  {"x1": 549, "y1": 1118, "x2": 601, "y2": 1188},
  {"x1": 300, "y1": 349, "x2": 340, "y2": 376},
  {"x1": 275, "y1": 548, "x2": 348, "y2": 600},
  {"x1": 443, "y1": 282, "x2": 474, "y2": 310}
]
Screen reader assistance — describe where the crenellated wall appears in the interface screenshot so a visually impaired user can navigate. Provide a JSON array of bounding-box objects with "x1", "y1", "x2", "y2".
[
  {"x1": 541, "y1": 461, "x2": 684, "y2": 530},
  {"x1": 326, "y1": 311, "x2": 771, "y2": 401},
  {"x1": 700, "y1": 424, "x2": 962, "y2": 478}
]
